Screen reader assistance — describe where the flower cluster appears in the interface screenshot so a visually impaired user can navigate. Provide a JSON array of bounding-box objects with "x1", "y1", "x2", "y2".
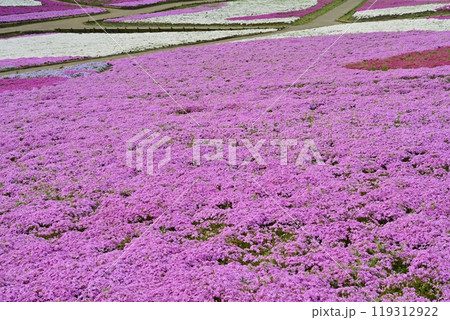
[
  {"x1": 249, "y1": 18, "x2": 450, "y2": 40},
  {"x1": 0, "y1": 77, "x2": 63, "y2": 93},
  {"x1": 0, "y1": 0, "x2": 107, "y2": 24},
  {"x1": 0, "y1": 0, "x2": 42, "y2": 6},
  {"x1": 116, "y1": 0, "x2": 318, "y2": 25},
  {"x1": 228, "y1": 0, "x2": 334, "y2": 21},
  {"x1": 0, "y1": 29, "x2": 448, "y2": 301},
  {"x1": 345, "y1": 46, "x2": 450, "y2": 70},
  {"x1": 72, "y1": 0, "x2": 169, "y2": 8},
  {"x1": 106, "y1": 2, "x2": 228, "y2": 23},
  {"x1": 0, "y1": 62, "x2": 111, "y2": 93},
  {"x1": 107, "y1": 0, "x2": 170, "y2": 8},
  {"x1": 2, "y1": 62, "x2": 111, "y2": 79},
  {"x1": 358, "y1": 0, "x2": 449, "y2": 11},
  {"x1": 0, "y1": 29, "x2": 275, "y2": 61},
  {"x1": 354, "y1": 0, "x2": 449, "y2": 19}
]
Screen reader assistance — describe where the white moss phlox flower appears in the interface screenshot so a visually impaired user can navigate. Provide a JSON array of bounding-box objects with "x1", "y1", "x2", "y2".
[
  {"x1": 353, "y1": 4, "x2": 446, "y2": 19},
  {"x1": 0, "y1": 0, "x2": 42, "y2": 6}
]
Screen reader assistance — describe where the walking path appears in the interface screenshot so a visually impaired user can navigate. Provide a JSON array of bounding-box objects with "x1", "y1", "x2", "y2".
[
  {"x1": 0, "y1": 0, "x2": 362, "y2": 75},
  {"x1": 286, "y1": 0, "x2": 360, "y2": 31}
]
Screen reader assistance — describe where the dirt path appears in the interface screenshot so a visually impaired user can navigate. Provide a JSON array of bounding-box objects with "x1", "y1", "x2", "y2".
[
  {"x1": 285, "y1": 0, "x2": 360, "y2": 31},
  {"x1": 0, "y1": 0, "x2": 362, "y2": 75}
]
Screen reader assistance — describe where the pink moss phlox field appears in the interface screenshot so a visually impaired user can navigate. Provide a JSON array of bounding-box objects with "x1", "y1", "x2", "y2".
[
  {"x1": 107, "y1": 3, "x2": 227, "y2": 22},
  {"x1": 0, "y1": 57, "x2": 84, "y2": 72},
  {"x1": 0, "y1": 30, "x2": 449, "y2": 302},
  {"x1": 0, "y1": 0, "x2": 107, "y2": 23},
  {"x1": 228, "y1": 0, "x2": 334, "y2": 21},
  {"x1": 357, "y1": 0, "x2": 449, "y2": 11}
]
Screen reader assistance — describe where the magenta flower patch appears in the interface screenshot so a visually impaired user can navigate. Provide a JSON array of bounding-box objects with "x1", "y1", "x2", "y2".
[
  {"x1": 0, "y1": 30, "x2": 449, "y2": 302},
  {"x1": 0, "y1": 77, "x2": 64, "y2": 93},
  {"x1": 345, "y1": 46, "x2": 450, "y2": 70},
  {"x1": 0, "y1": 0, "x2": 106, "y2": 24}
]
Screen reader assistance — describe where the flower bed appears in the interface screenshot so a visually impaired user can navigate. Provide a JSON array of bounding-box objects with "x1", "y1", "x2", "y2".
[
  {"x1": 108, "y1": 0, "x2": 170, "y2": 8},
  {"x1": 72, "y1": 0, "x2": 169, "y2": 8},
  {"x1": 354, "y1": 0, "x2": 449, "y2": 19},
  {"x1": 0, "y1": 0, "x2": 107, "y2": 24},
  {"x1": 0, "y1": 29, "x2": 448, "y2": 301},
  {"x1": 0, "y1": 29, "x2": 275, "y2": 60},
  {"x1": 0, "y1": 56, "x2": 84, "y2": 72},
  {"x1": 0, "y1": 0, "x2": 42, "y2": 6},
  {"x1": 106, "y1": 2, "x2": 228, "y2": 23},
  {"x1": 358, "y1": 0, "x2": 449, "y2": 11},
  {"x1": 0, "y1": 77, "x2": 63, "y2": 93},
  {"x1": 118, "y1": 0, "x2": 318, "y2": 25},
  {"x1": 2, "y1": 62, "x2": 111, "y2": 79},
  {"x1": 0, "y1": 62, "x2": 111, "y2": 92},
  {"x1": 345, "y1": 46, "x2": 450, "y2": 70},
  {"x1": 0, "y1": 0, "x2": 78, "y2": 15},
  {"x1": 0, "y1": 8, "x2": 106, "y2": 23},
  {"x1": 228, "y1": 0, "x2": 334, "y2": 21},
  {"x1": 251, "y1": 19, "x2": 450, "y2": 39}
]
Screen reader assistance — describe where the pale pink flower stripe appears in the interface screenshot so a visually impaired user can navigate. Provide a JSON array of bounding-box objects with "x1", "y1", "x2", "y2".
[
  {"x1": 357, "y1": 0, "x2": 449, "y2": 11},
  {"x1": 228, "y1": 0, "x2": 333, "y2": 21},
  {"x1": 106, "y1": 2, "x2": 228, "y2": 22}
]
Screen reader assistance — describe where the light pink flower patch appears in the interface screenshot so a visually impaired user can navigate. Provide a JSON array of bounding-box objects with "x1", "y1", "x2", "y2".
[
  {"x1": 107, "y1": 2, "x2": 228, "y2": 22},
  {"x1": 228, "y1": 0, "x2": 333, "y2": 21},
  {"x1": 357, "y1": 0, "x2": 449, "y2": 11},
  {"x1": 107, "y1": 0, "x2": 170, "y2": 8}
]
